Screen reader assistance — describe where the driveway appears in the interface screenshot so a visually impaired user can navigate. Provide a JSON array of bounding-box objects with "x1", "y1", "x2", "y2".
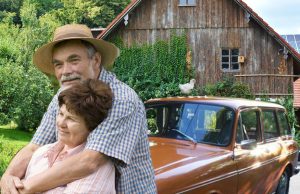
[{"x1": 289, "y1": 162, "x2": 300, "y2": 194}]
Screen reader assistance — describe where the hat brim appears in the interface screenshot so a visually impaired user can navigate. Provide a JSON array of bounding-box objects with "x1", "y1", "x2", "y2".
[{"x1": 33, "y1": 37, "x2": 120, "y2": 75}]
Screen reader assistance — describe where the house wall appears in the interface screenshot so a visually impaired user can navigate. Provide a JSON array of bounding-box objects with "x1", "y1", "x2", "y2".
[{"x1": 107, "y1": 0, "x2": 294, "y2": 96}]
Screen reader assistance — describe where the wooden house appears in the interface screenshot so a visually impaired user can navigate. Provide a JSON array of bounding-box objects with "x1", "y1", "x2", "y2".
[{"x1": 98, "y1": 0, "x2": 300, "y2": 107}]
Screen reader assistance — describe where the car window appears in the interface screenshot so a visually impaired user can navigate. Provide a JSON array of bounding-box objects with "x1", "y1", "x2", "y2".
[
  {"x1": 236, "y1": 109, "x2": 260, "y2": 143},
  {"x1": 262, "y1": 110, "x2": 280, "y2": 139},
  {"x1": 277, "y1": 110, "x2": 291, "y2": 135},
  {"x1": 146, "y1": 103, "x2": 235, "y2": 146}
]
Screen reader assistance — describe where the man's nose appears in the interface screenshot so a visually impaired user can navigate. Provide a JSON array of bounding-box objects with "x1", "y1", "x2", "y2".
[{"x1": 61, "y1": 62, "x2": 73, "y2": 75}]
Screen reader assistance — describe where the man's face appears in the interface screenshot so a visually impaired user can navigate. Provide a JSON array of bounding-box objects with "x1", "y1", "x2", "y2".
[
  {"x1": 56, "y1": 104, "x2": 90, "y2": 148},
  {"x1": 52, "y1": 40, "x2": 101, "y2": 87}
]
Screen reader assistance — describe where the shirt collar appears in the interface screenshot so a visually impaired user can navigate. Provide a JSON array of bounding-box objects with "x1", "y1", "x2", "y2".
[
  {"x1": 99, "y1": 68, "x2": 111, "y2": 84},
  {"x1": 44, "y1": 141, "x2": 86, "y2": 167}
]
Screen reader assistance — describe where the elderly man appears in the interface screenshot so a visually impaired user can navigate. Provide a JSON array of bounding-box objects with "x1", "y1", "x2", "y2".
[{"x1": 1, "y1": 24, "x2": 156, "y2": 194}]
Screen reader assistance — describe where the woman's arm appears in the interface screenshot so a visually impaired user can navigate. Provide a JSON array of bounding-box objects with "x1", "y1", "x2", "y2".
[{"x1": 19, "y1": 149, "x2": 106, "y2": 193}]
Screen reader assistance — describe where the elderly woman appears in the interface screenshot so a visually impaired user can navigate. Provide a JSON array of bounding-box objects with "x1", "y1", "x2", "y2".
[{"x1": 21, "y1": 79, "x2": 114, "y2": 194}]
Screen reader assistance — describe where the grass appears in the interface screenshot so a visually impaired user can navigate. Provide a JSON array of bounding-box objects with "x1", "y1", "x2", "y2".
[{"x1": 0, "y1": 127, "x2": 33, "y2": 177}]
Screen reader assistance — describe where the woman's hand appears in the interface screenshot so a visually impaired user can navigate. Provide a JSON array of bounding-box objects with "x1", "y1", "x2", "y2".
[{"x1": 18, "y1": 180, "x2": 33, "y2": 194}]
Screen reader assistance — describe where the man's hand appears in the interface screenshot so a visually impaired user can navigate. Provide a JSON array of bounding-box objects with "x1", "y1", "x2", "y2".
[{"x1": 0, "y1": 174, "x2": 23, "y2": 194}]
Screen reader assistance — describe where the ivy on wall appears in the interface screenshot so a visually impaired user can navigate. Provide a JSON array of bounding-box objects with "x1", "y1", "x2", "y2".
[{"x1": 112, "y1": 33, "x2": 195, "y2": 101}]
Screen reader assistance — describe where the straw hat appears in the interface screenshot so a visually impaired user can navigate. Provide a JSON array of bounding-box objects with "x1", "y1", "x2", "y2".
[{"x1": 33, "y1": 24, "x2": 119, "y2": 75}]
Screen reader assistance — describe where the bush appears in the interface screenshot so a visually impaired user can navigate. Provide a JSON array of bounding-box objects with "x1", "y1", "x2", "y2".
[
  {"x1": 0, "y1": 135, "x2": 26, "y2": 176},
  {"x1": 203, "y1": 77, "x2": 254, "y2": 99},
  {"x1": 0, "y1": 64, "x2": 54, "y2": 131}
]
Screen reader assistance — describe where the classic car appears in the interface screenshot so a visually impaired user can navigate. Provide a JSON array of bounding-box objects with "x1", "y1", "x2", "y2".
[{"x1": 146, "y1": 96, "x2": 299, "y2": 194}]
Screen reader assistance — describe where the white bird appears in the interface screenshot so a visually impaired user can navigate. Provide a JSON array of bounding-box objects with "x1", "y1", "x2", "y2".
[{"x1": 179, "y1": 79, "x2": 196, "y2": 94}]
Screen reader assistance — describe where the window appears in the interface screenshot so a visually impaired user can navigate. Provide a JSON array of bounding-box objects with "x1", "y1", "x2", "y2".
[
  {"x1": 277, "y1": 110, "x2": 291, "y2": 135},
  {"x1": 236, "y1": 109, "x2": 260, "y2": 143},
  {"x1": 179, "y1": 0, "x2": 196, "y2": 6},
  {"x1": 146, "y1": 103, "x2": 234, "y2": 146},
  {"x1": 221, "y1": 48, "x2": 240, "y2": 71},
  {"x1": 262, "y1": 110, "x2": 280, "y2": 139}
]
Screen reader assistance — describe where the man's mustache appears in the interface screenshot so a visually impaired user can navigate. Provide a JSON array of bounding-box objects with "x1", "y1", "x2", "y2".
[{"x1": 60, "y1": 74, "x2": 81, "y2": 82}]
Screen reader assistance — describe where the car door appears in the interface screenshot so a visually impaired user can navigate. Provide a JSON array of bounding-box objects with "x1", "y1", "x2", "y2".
[
  {"x1": 259, "y1": 108, "x2": 292, "y2": 193},
  {"x1": 233, "y1": 108, "x2": 275, "y2": 194}
]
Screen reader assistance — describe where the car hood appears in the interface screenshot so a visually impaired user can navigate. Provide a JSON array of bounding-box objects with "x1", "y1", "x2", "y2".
[{"x1": 149, "y1": 137, "x2": 230, "y2": 175}]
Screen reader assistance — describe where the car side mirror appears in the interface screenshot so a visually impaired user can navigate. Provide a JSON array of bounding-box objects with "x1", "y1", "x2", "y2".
[{"x1": 240, "y1": 139, "x2": 257, "y2": 150}]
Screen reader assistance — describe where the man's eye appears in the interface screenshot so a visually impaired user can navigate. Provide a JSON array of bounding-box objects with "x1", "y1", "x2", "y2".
[
  {"x1": 54, "y1": 63, "x2": 62, "y2": 68},
  {"x1": 70, "y1": 58, "x2": 80, "y2": 63}
]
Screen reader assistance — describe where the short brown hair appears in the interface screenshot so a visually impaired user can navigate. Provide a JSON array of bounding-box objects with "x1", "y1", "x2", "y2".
[{"x1": 58, "y1": 79, "x2": 113, "y2": 131}]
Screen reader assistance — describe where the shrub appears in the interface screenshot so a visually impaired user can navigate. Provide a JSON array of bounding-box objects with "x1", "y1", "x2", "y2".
[
  {"x1": 0, "y1": 64, "x2": 54, "y2": 131},
  {"x1": 0, "y1": 135, "x2": 25, "y2": 176},
  {"x1": 202, "y1": 77, "x2": 254, "y2": 99}
]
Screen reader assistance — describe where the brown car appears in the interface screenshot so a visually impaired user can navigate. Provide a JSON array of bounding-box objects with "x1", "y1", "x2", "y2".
[{"x1": 146, "y1": 97, "x2": 299, "y2": 194}]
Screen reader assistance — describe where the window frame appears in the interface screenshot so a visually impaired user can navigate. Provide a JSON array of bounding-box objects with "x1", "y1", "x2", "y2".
[
  {"x1": 178, "y1": 0, "x2": 197, "y2": 7},
  {"x1": 221, "y1": 48, "x2": 240, "y2": 72}
]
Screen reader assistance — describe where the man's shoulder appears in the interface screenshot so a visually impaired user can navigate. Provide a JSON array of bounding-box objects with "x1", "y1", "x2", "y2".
[{"x1": 101, "y1": 71, "x2": 139, "y2": 102}]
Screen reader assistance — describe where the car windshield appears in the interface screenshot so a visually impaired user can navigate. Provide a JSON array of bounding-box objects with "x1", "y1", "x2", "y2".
[{"x1": 146, "y1": 102, "x2": 235, "y2": 146}]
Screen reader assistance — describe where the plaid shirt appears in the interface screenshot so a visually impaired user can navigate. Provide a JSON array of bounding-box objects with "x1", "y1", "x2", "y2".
[
  {"x1": 25, "y1": 142, "x2": 115, "y2": 194},
  {"x1": 32, "y1": 69, "x2": 157, "y2": 193}
]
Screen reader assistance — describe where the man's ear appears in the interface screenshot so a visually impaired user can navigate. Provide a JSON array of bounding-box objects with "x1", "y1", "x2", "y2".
[{"x1": 93, "y1": 52, "x2": 101, "y2": 69}]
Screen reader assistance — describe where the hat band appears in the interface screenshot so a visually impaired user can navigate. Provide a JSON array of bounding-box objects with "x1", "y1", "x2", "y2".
[{"x1": 54, "y1": 32, "x2": 92, "y2": 41}]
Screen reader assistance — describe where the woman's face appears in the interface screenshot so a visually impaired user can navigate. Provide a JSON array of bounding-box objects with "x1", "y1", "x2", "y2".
[{"x1": 56, "y1": 104, "x2": 90, "y2": 148}]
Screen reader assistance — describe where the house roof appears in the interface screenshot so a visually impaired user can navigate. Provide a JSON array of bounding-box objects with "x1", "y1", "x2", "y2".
[{"x1": 98, "y1": 0, "x2": 300, "y2": 62}]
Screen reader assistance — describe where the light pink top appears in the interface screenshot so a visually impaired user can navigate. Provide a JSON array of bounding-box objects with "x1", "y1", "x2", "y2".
[{"x1": 25, "y1": 141, "x2": 115, "y2": 194}]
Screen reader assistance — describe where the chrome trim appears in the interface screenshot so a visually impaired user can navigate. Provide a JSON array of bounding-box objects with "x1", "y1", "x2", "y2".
[
  {"x1": 177, "y1": 170, "x2": 237, "y2": 194},
  {"x1": 238, "y1": 151, "x2": 298, "y2": 175}
]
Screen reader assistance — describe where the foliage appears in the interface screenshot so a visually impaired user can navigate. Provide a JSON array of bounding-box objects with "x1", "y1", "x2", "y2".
[
  {"x1": 0, "y1": 128, "x2": 33, "y2": 176},
  {"x1": 0, "y1": 64, "x2": 54, "y2": 131},
  {"x1": 112, "y1": 33, "x2": 194, "y2": 101},
  {"x1": 0, "y1": 0, "x2": 130, "y2": 28},
  {"x1": 0, "y1": 0, "x2": 23, "y2": 24},
  {"x1": 202, "y1": 77, "x2": 254, "y2": 99},
  {"x1": 275, "y1": 96, "x2": 299, "y2": 132}
]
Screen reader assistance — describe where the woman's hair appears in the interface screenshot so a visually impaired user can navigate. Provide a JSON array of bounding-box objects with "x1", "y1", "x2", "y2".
[{"x1": 58, "y1": 79, "x2": 113, "y2": 131}]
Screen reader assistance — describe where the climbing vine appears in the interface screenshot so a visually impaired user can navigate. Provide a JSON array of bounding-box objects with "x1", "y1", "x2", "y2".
[{"x1": 112, "y1": 33, "x2": 194, "y2": 101}]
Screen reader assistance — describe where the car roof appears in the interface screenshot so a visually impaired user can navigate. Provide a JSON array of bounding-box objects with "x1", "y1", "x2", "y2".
[{"x1": 145, "y1": 96, "x2": 285, "y2": 110}]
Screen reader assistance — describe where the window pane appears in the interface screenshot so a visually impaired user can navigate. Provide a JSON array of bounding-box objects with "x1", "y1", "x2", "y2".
[
  {"x1": 238, "y1": 110, "x2": 260, "y2": 143},
  {"x1": 222, "y1": 63, "x2": 229, "y2": 69},
  {"x1": 146, "y1": 103, "x2": 234, "y2": 146},
  {"x1": 222, "y1": 49, "x2": 229, "y2": 55},
  {"x1": 222, "y1": 57, "x2": 229, "y2": 62},
  {"x1": 232, "y1": 63, "x2": 239, "y2": 70},
  {"x1": 232, "y1": 56, "x2": 238, "y2": 62},
  {"x1": 262, "y1": 110, "x2": 279, "y2": 139},
  {"x1": 277, "y1": 111, "x2": 291, "y2": 135},
  {"x1": 231, "y1": 49, "x2": 239, "y2": 56},
  {"x1": 188, "y1": 0, "x2": 196, "y2": 5},
  {"x1": 295, "y1": 35, "x2": 300, "y2": 41},
  {"x1": 179, "y1": 0, "x2": 186, "y2": 5}
]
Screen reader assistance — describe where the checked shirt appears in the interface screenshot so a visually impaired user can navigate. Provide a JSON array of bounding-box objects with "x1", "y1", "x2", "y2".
[{"x1": 31, "y1": 68, "x2": 157, "y2": 194}]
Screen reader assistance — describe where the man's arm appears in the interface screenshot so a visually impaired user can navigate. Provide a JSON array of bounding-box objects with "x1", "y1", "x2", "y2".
[
  {"x1": 0, "y1": 143, "x2": 39, "y2": 194},
  {"x1": 20, "y1": 149, "x2": 107, "y2": 193}
]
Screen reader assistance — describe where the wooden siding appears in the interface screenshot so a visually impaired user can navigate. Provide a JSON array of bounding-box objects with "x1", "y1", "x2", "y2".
[{"x1": 107, "y1": 0, "x2": 294, "y2": 96}]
